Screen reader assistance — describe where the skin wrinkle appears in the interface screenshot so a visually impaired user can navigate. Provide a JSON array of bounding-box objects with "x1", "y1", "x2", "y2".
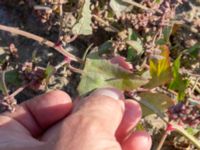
[
  {"x1": 22, "y1": 103, "x2": 44, "y2": 136},
  {"x1": 73, "y1": 95, "x2": 125, "y2": 135},
  {"x1": 48, "y1": 108, "x2": 122, "y2": 150}
]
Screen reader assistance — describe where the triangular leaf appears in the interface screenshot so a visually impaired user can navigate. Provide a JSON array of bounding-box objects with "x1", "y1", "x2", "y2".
[
  {"x1": 78, "y1": 58, "x2": 148, "y2": 95},
  {"x1": 72, "y1": 0, "x2": 92, "y2": 35},
  {"x1": 169, "y1": 55, "x2": 189, "y2": 101},
  {"x1": 163, "y1": 26, "x2": 172, "y2": 44},
  {"x1": 145, "y1": 45, "x2": 172, "y2": 88},
  {"x1": 156, "y1": 26, "x2": 172, "y2": 45},
  {"x1": 109, "y1": 0, "x2": 129, "y2": 17},
  {"x1": 139, "y1": 92, "x2": 175, "y2": 116}
]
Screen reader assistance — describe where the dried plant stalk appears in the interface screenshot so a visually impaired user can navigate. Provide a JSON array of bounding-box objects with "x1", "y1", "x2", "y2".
[{"x1": 0, "y1": 24, "x2": 82, "y2": 62}]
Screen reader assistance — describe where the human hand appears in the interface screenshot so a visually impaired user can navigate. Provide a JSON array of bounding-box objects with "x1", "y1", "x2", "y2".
[{"x1": 0, "y1": 88, "x2": 152, "y2": 150}]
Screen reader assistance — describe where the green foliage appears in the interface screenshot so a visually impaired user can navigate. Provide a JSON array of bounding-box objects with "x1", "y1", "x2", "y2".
[
  {"x1": 127, "y1": 29, "x2": 144, "y2": 61},
  {"x1": 173, "y1": 124, "x2": 200, "y2": 149},
  {"x1": 155, "y1": 0, "x2": 161, "y2": 3},
  {"x1": 109, "y1": 0, "x2": 129, "y2": 17},
  {"x1": 169, "y1": 56, "x2": 189, "y2": 101},
  {"x1": 139, "y1": 92, "x2": 174, "y2": 116},
  {"x1": 0, "y1": 70, "x2": 21, "y2": 95},
  {"x1": 72, "y1": 0, "x2": 92, "y2": 35},
  {"x1": 78, "y1": 58, "x2": 148, "y2": 95},
  {"x1": 156, "y1": 26, "x2": 172, "y2": 45},
  {"x1": 135, "y1": 122, "x2": 145, "y2": 131},
  {"x1": 145, "y1": 45, "x2": 172, "y2": 88},
  {"x1": 187, "y1": 43, "x2": 200, "y2": 57},
  {"x1": 99, "y1": 40, "x2": 113, "y2": 55},
  {"x1": 5, "y1": 70, "x2": 21, "y2": 86},
  {"x1": 45, "y1": 65, "x2": 55, "y2": 86},
  {"x1": 163, "y1": 26, "x2": 172, "y2": 44},
  {"x1": 186, "y1": 127, "x2": 199, "y2": 136}
]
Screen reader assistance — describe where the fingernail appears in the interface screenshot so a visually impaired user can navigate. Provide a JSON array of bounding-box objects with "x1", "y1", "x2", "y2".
[{"x1": 91, "y1": 88, "x2": 125, "y2": 100}]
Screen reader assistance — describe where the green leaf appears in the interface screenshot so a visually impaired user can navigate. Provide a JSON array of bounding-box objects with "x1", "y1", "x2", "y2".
[
  {"x1": 156, "y1": 39, "x2": 166, "y2": 45},
  {"x1": 72, "y1": 0, "x2": 92, "y2": 35},
  {"x1": 139, "y1": 92, "x2": 174, "y2": 116},
  {"x1": 99, "y1": 40, "x2": 113, "y2": 55},
  {"x1": 5, "y1": 70, "x2": 21, "y2": 86},
  {"x1": 78, "y1": 58, "x2": 148, "y2": 95},
  {"x1": 135, "y1": 122, "x2": 145, "y2": 131},
  {"x1": 186, "y1": 127, "x2": 199, "y2": 136},
  {"x1": 0, "y1": 70, "x2": 22, "y2": 95},
  {"x1": 187, "y1": 43, "x2": 200, "y2": 57},
  {"x1": 126, "y1": 40, "x2": 143, "y2": 55},
  {"x1": 156, "y1": 26, "x2": 172, "y2": 45},
  {"x1": 144, "y1": 45, "x2": 172, "y2": 88},
  {"x1": 154, "y1": 0, "x2": 161, "y2": 3},
  {"x1": 128, "y1": 28, "x2": 138, "y2": 41},
  {"x1": 45, "y1": 65, "x2": 55, "y2": 85},
  {"x1": 127, "y1": 29, "x2": 144, "y2": 61},
  {"x1": 163, "y1": 26, "x2": 172, "y2": 43},
  {"x1": 169, "y1": 56, "x2": 189, "y2": 101},
  {"x1": 109, "y1": 0, "x2": 129, "y2": 17}
]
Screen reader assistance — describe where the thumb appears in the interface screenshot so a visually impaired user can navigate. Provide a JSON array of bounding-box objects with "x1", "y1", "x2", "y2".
[
  {"x1": 42, "y1": 88, "x2": 125, "y2": 150},
  {"x1": 73, "y1": 88, "x2": 125, "y2": 135}
]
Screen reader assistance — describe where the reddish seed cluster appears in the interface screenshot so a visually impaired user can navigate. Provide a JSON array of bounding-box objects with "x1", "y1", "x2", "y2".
[
  {"x1": 120, "y1": 12, "x2": 155, "y2": 31},
  {"x1": 112, "y1": 38, "x2": 127, "y2": 52},
  {"x1": 120, "y1": 0, "x2": 182, "y2": 31},
  {"x1": 91, "y1": 1, "x2": 110, "y2": 30},
  {"x1": 20, "y1": 62, "x2": 46, "y2": 90},
  {"x1": 168, "y1": 103, "x2": 200, "y2": 128}
]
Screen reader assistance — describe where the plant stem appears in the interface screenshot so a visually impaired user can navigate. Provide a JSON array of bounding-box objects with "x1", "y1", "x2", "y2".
[
  {"x1": 0, "y1": 24, "x2": 82, "y2": 62},
  {"x1": 122, "y1": 0, "x2": 151, "y2": 11},
  {"x1": 82, "y1": 43, "x2": 94, "y2": 62},
  {"x1": 68, "y1": 65, "x2": 83, "y2": 74},
  {"x1": 131, "y1": 93, "x2": 200, "y2": 149},
  {"x1": 172, "y1": 123, "x2": 200, "y2": 149},
  {"x1": 0, "y1": 71, "x2": 9, "y2": 96},
  {"x1": 67, "y1": 34, "x2": 78, "y2": 43},
  {"x1": 55, "y1": 60, "x2": 68, "y2": 70},
  {"x1": 58, "y1": 0, "x2": 63, "y2": 38},
  {"x1": 156, "y1": 130, "x2": 170, "y2": 150},
  {"x1": 191, "y1": 77, "x2": 200, "y2": 94},
  {"x1": 10, "y1": 84, "x2": 29, "y2": 98}
]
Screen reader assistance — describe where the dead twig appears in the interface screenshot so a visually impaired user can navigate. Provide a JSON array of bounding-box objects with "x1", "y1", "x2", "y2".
[
  {"x1": 0, "y1": 24, "x2": 82, "y2": 62},
  {"x1": 156, "y1": 130, "x2": 170, "y2": 150},
  {"x1": 0, "y1": 71, "x2": 9, "y2": 96},
  {"x1": 122, "y1": 0, "x2": 151, "y2": 11},
  {"x1": 55, "y1": 60, "x2": 68, "y2": 70},
  {"x1": 9, "y1": 84, "x2": 29, "y2": 98},
  {"x1": 191, "y1": 77, "x2": 200, "y2": 94},
  {"x1": 68, "y1": 65, "x2": 83, "y2": 74},
  {"x1": 58, "y1": 0, "x2": 63, "y2": 38}
]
